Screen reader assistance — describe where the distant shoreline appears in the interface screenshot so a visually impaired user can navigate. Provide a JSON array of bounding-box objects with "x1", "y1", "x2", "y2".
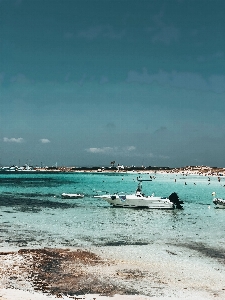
[{"x1": 1, "y1": 165, "x2": 225, "y2": 176}]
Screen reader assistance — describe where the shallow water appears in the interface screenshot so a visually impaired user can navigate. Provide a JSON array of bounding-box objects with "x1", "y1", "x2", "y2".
[{"x1": 0, "y1": 171, "x2": 224, "y2": 253}]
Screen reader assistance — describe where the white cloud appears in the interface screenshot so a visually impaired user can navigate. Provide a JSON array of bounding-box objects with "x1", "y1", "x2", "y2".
[
  {"x1": 40, "y1": 139, "x2": 50, "y2": 144},
  {"x1": 86, "y1": 146, "x2": 136, "y2": 155},
  {"x1": 126, "y1": 146, "x2": 136, "y2": 151},
  {"x1": 85, "y1": 146, "x2": 168, "y2": 161},
  {"x1": 3, "y1": 137, "x2": 24, "y2": 143},
  {"x1": 86, "y1": 147, "x2": 114, "y2": 154}
]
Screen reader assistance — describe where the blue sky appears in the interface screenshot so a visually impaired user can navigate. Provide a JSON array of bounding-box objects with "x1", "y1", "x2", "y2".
[{"x1": 0, "y1": 0, "x2": 225, "y2": 167}]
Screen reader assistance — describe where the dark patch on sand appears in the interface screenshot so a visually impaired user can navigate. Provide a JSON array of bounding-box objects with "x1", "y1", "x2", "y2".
[
  {"x1": 0, "y1": 248, "x2": 139, "y2": 297},
  {"x1": 90, "y1": 236, "x2": 150, "y2": 247},
  {"x1": 175, "y1": 242, "x2": 225, "y2": 264},
  {"x1": 116, "y1": 269, "x2": 147, "y2": 279}
]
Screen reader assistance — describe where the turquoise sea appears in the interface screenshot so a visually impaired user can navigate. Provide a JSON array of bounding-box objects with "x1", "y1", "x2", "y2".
[{"x1": 0, "y1": 171, "x2": 225, "y2": 253}]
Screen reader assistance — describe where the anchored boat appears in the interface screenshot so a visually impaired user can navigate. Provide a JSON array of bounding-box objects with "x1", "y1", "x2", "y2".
[
  {"x1": 61, "y1": 193, "x2": 84, "y2": 199},
  {"x1": 212, "y1": 192, "x2": 225, "y2": 208},
  {"x1": 102, "y1": 179, "x2": 183, "y2": 209}
]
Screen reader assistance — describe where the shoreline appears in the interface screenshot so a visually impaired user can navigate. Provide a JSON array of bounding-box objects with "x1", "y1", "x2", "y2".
[
  {"x1": 1, "y1": 170, "x2": 225, "y2": 178},
  {"x1": 1, "y1": 165, "x2": 225, "y2": 176}
]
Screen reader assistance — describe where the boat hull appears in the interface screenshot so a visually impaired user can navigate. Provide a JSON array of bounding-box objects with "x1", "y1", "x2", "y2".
[
  {"x1": 105, "y1": 194, "x2": 174, "y2": 209},
  {"x1": 61, "y1": 193, "x2": 84, "y2": 199}
]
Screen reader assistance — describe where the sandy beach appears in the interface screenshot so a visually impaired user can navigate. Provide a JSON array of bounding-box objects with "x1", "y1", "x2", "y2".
[{"x1": 0, "y1": 244, "x2": 225, "y2": 300}]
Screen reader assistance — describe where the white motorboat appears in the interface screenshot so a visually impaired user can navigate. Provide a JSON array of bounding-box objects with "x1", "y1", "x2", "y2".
[
  {"x1": 212, "y1": 192, "x2": 225, "y2": 208},
  {"x1": 102, "y1": 179, "x2": 183, "y2": 209},
  {"x1": 61, "y1": 193, "x2": 84, "y2": 199}
]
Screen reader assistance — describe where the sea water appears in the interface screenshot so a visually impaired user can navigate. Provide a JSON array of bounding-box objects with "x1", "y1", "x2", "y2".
[{"x1": 0, "y1": 171, "x2": 224, "y2": 253}]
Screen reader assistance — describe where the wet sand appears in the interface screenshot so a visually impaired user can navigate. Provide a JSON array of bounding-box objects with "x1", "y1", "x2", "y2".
[{"x1": 0, "y1": 245, "x2": 225, "y2": 299}]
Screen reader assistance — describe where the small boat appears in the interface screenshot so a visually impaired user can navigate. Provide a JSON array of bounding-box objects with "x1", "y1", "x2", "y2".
[
  {"x1": 212, "y1": 192, "x2": 225, "y2": 208},
  {"x1": 61, "y1": 193, "x2": 84, "y2": 199},
  {"x1": 93, "y1": 194, "x2": 111, "y2": 199},
  {"x1": 102, "y1": 179, "x2": 183, "y2": 209}
]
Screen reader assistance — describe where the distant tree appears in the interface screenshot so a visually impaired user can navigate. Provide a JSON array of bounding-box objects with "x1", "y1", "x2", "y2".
[{"x1": 110, "y1": 161, "x2": 115, "y2": 167}]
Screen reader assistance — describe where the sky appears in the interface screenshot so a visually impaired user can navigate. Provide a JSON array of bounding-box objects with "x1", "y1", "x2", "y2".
[{"x1": 0, "y1": 0, "x2": 225, "y2": 168}]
